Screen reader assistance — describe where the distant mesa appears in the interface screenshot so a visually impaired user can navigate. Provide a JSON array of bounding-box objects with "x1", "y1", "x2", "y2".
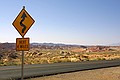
[
  {"x1": 109, "y1": 43, "x2": 120, "y2": 46},
  {"x1": 0, "y1": 42, "x2": 120, "y2": 50}
]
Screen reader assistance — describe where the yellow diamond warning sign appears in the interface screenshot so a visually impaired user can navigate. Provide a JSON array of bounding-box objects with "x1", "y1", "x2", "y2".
[
  {"x1": 16, "y1": 38, "x2": 30, "y2": 51},
  {"x1": 12, "y1": 7, "x2": 35, "y2": 37}
]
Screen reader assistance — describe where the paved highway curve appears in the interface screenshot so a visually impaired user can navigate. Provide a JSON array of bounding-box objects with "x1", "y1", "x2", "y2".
[{"x1": 0, "y1": 59, "x2": 120, "y2": 80}]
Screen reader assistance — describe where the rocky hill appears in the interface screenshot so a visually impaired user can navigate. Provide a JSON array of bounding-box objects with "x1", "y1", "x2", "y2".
[{"x1": 0, "y1": 43, "x2": 120, "y2": 66}]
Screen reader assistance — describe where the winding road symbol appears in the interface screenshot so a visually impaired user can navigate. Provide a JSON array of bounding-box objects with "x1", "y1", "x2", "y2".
[
  {"x1": 20, "y1": 12, "x2": 27, "y2": 33},
  {"x1": 12, "y1": 7, "x2": 35, "y2": 37}
]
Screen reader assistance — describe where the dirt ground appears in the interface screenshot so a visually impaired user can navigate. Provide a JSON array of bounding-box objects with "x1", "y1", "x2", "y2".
[{"x1": 28, "y1": 66, "x2": 120, "y2": 80}]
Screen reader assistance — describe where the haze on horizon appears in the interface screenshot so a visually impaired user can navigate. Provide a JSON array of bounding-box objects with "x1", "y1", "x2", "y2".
[{"x1": 0, "y1": 0, "x2": 120, "y2": 45}]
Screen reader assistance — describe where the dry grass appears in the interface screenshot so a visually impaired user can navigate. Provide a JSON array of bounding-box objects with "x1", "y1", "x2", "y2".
[{"x1": 0, "y1": 48, "x2": 120, "y2": 66}]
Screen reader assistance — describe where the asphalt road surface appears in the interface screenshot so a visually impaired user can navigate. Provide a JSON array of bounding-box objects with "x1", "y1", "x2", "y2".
[
  {"x1": 29, "y1": 66, "x2": 120, "y2": 80},
  {"x1": 0, "y1": 59, "x2": 120, "y2": 80}
]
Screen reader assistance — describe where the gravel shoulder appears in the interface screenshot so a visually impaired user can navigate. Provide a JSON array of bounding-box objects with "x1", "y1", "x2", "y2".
[{"x1": 28, "y1": 66, "x2": 120, "y2": 80}]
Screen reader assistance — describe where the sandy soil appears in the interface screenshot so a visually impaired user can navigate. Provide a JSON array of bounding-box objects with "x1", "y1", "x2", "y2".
[{"x1": 28, "y1": 66, "x2": 120, "y2": 80}]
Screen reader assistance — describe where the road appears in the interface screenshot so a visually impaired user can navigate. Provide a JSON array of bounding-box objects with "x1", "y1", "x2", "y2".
[{"x1": 0, "y1": 59, "x2": 120, "y2": 80}]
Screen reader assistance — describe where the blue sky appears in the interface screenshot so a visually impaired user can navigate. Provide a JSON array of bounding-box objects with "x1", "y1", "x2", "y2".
[{"x1": 0, "y1": 0, "x2": 120, "y2": 45}]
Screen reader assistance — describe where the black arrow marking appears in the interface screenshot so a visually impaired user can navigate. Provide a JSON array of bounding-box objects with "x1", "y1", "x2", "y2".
[{"x1": 20, "y1": 12, "x2": 27, "y2": 33}]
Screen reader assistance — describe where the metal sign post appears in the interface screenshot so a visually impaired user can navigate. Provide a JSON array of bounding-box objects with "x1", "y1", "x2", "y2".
[
  {"x1": 16, "y1": 37, "x2": 29, "y2": 80},
  {"x1": 12, "y1": 6, "x2": 35, "y2": 80},
  {"x1": 21, "y1": 36, "x2": 24, "y2": 80},
  {"x1": 21, "y1": 50, "x2": 24, "y2": 80}
]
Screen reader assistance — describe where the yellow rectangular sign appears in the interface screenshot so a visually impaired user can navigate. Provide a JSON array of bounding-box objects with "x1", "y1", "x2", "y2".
[{"x1": 16, "y1": 38, "x2": 30, "y2": 51}]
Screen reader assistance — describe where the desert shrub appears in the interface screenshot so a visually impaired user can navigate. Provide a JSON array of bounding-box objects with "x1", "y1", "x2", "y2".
[
  {"x1": 8, "y1": 53, "x2": 18, "y2": 59},
  {"x1": 0, "y1": 54, "x2": 3, "y2": 60}
]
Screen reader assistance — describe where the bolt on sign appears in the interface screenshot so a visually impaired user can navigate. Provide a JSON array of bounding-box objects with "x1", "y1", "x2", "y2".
[
  {"x1": 12, "y1": 7, "x2": 35, "y2": 37},
  {"x1": 16, "y1": 38, "x2": 30, "y2": 51}
]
